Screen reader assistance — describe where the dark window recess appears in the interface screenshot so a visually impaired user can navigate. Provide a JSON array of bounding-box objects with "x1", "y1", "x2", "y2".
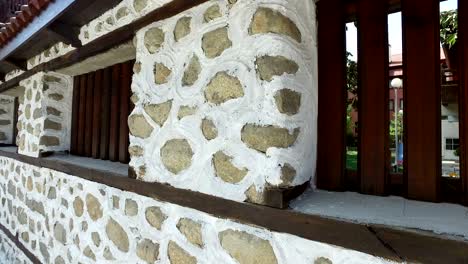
[
  {"x1": 70, "y1": 60, "x2": 134, "y2": 163},
  {"x1": 446, "y1": 138, "x2": 459, "y2": 151}
]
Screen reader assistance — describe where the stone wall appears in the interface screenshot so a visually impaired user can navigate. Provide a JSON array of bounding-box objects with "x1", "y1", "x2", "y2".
[
  {"x1": 129, "y1": 0, "x2": 317, "y2": 205},
  {"x1": 17, "y1": 72, "x2": 73, "y2": 157},
  {"x1": 0, "y1": 95, "x2": 15, "y2": 145},
  {"x1": 0, "y1": 156, "x2": 392, "y2": 264},
  {"x1": 0, "y1": 228, "x2": 31, "y2": 264}
]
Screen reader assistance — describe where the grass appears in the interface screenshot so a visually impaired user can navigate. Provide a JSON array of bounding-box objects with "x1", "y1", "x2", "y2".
[{"x1": 346, "y1": 149, "x2": 358, "y2": 170}]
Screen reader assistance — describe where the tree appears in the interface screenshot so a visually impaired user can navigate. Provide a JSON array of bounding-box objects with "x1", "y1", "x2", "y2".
[
  {"x1": 346, "y1": 52, "x2": 358, "y2": 109},
  {"x1": 389, "y1": 111, "x2": 403, "y2": 147},
  {"x1": 440, "y1": 10, "x2": 458, "y2": 48}
]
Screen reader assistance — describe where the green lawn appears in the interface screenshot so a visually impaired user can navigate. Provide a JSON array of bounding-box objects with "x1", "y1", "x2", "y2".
[{"x1": 346, "y1": 150, "x2": 358, "y2": 170}]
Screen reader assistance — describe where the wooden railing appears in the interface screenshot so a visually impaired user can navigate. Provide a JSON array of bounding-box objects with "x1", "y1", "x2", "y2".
[
  {"x1": 0, "y1": 0, "x2": 28, "y2": 23},
  {"x1": 317, "y1": 0, "x2": 468, "y2": 205}
]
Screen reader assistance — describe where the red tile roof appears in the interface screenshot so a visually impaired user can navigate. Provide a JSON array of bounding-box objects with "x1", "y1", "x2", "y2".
[{"x1": 0, "y1": 0, "x2": 52, "y2": 47}]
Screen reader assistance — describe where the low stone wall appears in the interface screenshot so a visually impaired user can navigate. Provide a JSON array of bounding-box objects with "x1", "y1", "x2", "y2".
[
  {"x1": 0, "y1": 228, "x2": 32, "y2": 264},
  {"x1": 0, "y1": 156, "x2": 392, "y2": 264},
  {"x1": 0, "y1": 95, "x2": 15, "y2": 145},
  {"x1": 129, "y1": 0, "x2": 317, "y2": 205}
]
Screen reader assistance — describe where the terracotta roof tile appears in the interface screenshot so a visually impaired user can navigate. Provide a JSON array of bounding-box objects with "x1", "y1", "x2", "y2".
[{"x1": 0, "y1": 0, "x2": 52, "y2": 47}]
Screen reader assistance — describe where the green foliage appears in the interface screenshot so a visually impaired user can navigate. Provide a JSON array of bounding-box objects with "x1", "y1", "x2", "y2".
[
  {"x1": 440, "y1": 10, "x2": 458, "y2": 48},
  {"x1": 346, "y1": 52, "x2": 358, "y2": 109},
  {"x1": 389, "y1": 111, "x2": 404, "y2": 146}
]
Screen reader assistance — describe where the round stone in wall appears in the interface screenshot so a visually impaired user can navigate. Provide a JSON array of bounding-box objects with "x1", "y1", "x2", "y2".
[
  {"x1": 144, "y1": 27, "x2": 165, "y2": 54},
  {"x1": 154, "y1": 63, "x2": 172, "y2": 85},
  {"x1": 168, "y1": 241, "x2": 197, "y2": 264},
  {"x1": 249, "y1": 7, "x2": 302, "y2": 43},
  {"x1": 280, "y1": 163, "x2": 296, "y2": 187},
  {"x1": 145, "y1": 206, "x2": 167, "y2": 230},
  {"x1": 204, "y1": 4, "x2": 222, "y2": 23},
  {"x1": 202, "y1": 26, "x2": 232, "y2": 58},
  {"x1": 201, "y1": 119, "x2": 218, "y2": 140},
  {"x1": 241, "y1": 124, "x2": 300, "y2": 153},
  {"x1": 256, "y1": 55, "x2": 299, "y2": 82},
  {"x1": 128, "y1": 114, "x2": 154, "y2": 138},
  {"x1": 182, "y1": 55, "x2": 201, "y2": 87},
  {"x1": 86, "y1": 194, "x2": 103, "y2": 221},
  {"x1": 213, "y1": 152, "x2": 248, "y2": 184},
  {"x1": 160, "y1": 139, "x2": 193, "y2": 174},
  {"x1": 137, "y1": 239, "x2": 160, "y2": 263},
  {"x1": 315, "y1": 257, "x2": 333, "y2": 264},
  {"x1": 144, "y1": 101, "x2": 172, "y2": 127},
  {"x1": 106, "y1": 218, "x2": 129, "y2": 252},
  {"x1": 205, "y1": 72, "x2": 244, "y2": 105},
  {"x1": 174, "y1": 16, "x2": 192, "y2": 42},
  {"x1": 274, "y1": 89, "x2": 301, "y2": 115},
  {"x1": 134, "y1": 0, "x2": 148, "y2": 13},
  {"x1": 219, "y1": 229, "x2": 278, "y2": 264}
]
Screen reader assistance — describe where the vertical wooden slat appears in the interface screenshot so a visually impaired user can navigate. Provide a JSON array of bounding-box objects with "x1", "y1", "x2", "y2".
[
  {"x1": 316, "y1": 0, "x2": 347, "y2": 191},
  {"x1": 119, "y1": 62, "x2": 131, "y2": 163},
  {"x1": 76, "y1": 75, "x2": 87, "y2": 156},
  {"x1": 459, "y1": 0, "x2": 468, "y2": 205},
  {"x1": 84, "y1": 72, "x2": 95, "y2": 157},
  {"x1": 12, "y1": 97, "x2": 19, "y2": 145},
  {"x1": 357, "y1": 0, "x2": 389, "y2": 195},
  {"x1": 402, "y1": 0, "x2": 440, "y2": 202},
  {"x1": 91, "y1": 70, "x2": 103, "y2": 158},
  {"x1": 99, "y1": 67, "x2": 112, "y2": 160},
  {"x1": 70, "y1": 76, "x2": 80, "y2": 155},
  {"x1": 109, "y1": 64, "x2": 121, "y2": 162}
]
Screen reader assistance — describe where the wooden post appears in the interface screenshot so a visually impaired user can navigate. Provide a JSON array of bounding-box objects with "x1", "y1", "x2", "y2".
[
  {"x1": 76, "y1": 75, "x2": 87, "y2": 156},
  {"x1": 70, "y1": 77, "x2": 79, "y2": 155},
  {"x1": 316, "y1": 0, "x2": 347, "y2": 191},
  {"x1": 357, "y1": 0, "x2": 389, "y2": 195},
  {"x1": 109, "y1": 64, "x2": 121, "y2": 162},
  {"x1": 99, "y1": 67, "x2": 111, "y2": 160},
  {"x1": 402, "y1": 0, "x2": 441, "y2": 202},
  {"x1": 91, "y1": 70, "x2": 102, "y2": 158},
  {"x1": 84, "y1": 72, "x2": 94, "y2": 157},
  {"x1": 459, "y1": 0, "x2": 468, "y2": 205},
  {"x1": 119, "y1": 62, "x2": 131, "y2": 163}
]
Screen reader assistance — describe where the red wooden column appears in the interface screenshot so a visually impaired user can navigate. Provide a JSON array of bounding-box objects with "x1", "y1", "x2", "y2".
[
  {"x1": 459, "y1": 0, "x2": 468, "y2": 204},
  {"x1": 76, "y1": 75, "x2": 87, "y2": 156},
  {"x1": 402, "y1": 0, "x2": 441, "y2": 202},
  {"x1": 357, "y1": 0, "x2": 389, "y2": 195},
  {"x1": 118, "y1": 62, "x2": 131, "y2": 163},
  {"x1": 91, "y1": 70, "x2": 103, "y2": 158},
  {"x1": 70, "y1": 77, "x2": 80, "y2": 154},
  {"x1": 316, "y1": 0, "x2": 347, "y2": 191}
]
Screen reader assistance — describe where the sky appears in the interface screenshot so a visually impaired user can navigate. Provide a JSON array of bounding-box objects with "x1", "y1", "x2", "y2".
[{"x1": 346, "y1": 0, "x2": 459, "y2": 60}]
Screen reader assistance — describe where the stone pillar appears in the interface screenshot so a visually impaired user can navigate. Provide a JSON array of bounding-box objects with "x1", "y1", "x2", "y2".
[
  {"x1": 17, "y1": 72, "x2": 73, "y2": 157},
  {"x1": 0, "y1": 95, "x2": 15, "y2": 144},
  {"x1": 129, "y1": 0, "x2": 317, "y2": 206}
]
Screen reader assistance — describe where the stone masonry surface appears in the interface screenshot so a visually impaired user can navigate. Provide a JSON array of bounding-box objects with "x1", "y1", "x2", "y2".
[{"x1": 0, "y1": 156, "x2": 393, "y2": 264}]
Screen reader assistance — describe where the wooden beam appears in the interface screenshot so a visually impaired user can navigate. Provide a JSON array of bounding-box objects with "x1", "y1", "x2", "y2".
[
  {"x1": 47, "y1": 22, "x2": 82, "y2": 47},
  {"x1": 459, "y1": 0, "x2": 468, "y2": 205},
  {"x1": 70, "y1": 76, "x2": 80, "y2": 155},
  {"x1": 99, "y1": 67, "x2": 111, "y2": 160},
  {"x1": 108, "y1": 64, "x2": 121, "y2": 162},
  {"x1": 76, "y1": 75, "x2": 87, "y2": 156},
  {"x1": 316, "y1": 0, "x2": 347, "y2": 191},
  {"x1": 84, "y1": 72, "x2": 94, "y2": 157},
  {"x1": 91, "y1": 69, "x2": 103, "y2": 158},
  {"x1": 0, "y1": 0, "x2": 212, "y2": 94},
  {"x1": 357, "y1": 0, "x2": 389, "y2": 195},
  {"x1": 402, "y1": 0, "x2": 441, "y2": 202},
  {"x1": 3, "y1": 59, "x2": 27, "y2": 71},
  {"x1": 118, "y1": 62, "x2": 131, "y2": 163}
]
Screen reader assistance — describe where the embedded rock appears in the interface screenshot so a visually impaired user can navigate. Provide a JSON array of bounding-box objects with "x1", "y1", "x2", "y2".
[
  {"x1": 0, "y1": 120, "x2": 11, "y2": 126},
  {"x1": 174, "y1": 17, "x2": 192, "y2": 42},
  {"x1": 54, "y1": 222, "x2": 67, "y2": 245},
  {"x1": 168, "y1": 241, "x2": 197, "y2": 264},
  {"x1": 116, "y1": 7, "x2": 130, "y2": 20},
  {"x1": 92, "y1": 232, "x2": 101, "y2": 247},
  {"x1": 144, "y1": 101, "x2": 172, "y2": 127},
  {"x1": 44, "y1": 119, "x2": 62, "y2": 131},
  {"x1": 202, "y1": 27, "x2": 232, "y2": 58},
  {"x1": 0, "y1": 132, "x2": 6, "y2": 141},
  {"x1": 256, "y1": 55, "x2": 299, "y2": 81},
  {"x1": 129, "y1": 145, "x2": 144, "y2": 157},
  {"x1": 204, "y1": 5, "x2": 222, "y2": 22},
  {"x1": 154, "y1": 63, "x2": 172, "y2": 85},
  {"x1": 280, "y1": 163, "x2": 296, "y2": 186},
  {"x1": 315, "y1": 257, "x2": 333, "y2": 264},
  {"x1": 249, "y1": 7, "x2": 302, "y2": 42},
  {"x1": 84, "y1": 246, "x2": 96, "y2": 260},
  {"x1": 134, "y1": 0, "x2": 148, "y2": 13},
  {"x1": 73, "y1": 197, "x2": 84, "y2": 217},
  {"x1": 274, "y1": 89, "x2": 301, "y2": 115},
  {"x1": 125, "y1": 199, "x2": 138, "y2": 216},
  {"x1": 241, "y1": 124, "x2": 299, "y2": 153},
  {"x1": 128, "y1": 114, "x2": 154, "y2": 138},
  {"x1": 145, "y1": 27, "x2": 165, "y2": 54},
  {"x1": 137, "y1": 239, "x2": 160, "y2": 264},
  {"x1": 39, "y1": 136, "x2": 60, "y2": 146},
  {"x1": 178, "y1": 106, "x2": 198, "y2": 119},
  {"x1": 106, "y1": 218, "x2": 129, "y2": 252},
  {"x1": 46, "y1": 107, "x2": 61, "y2": 117},
  {"x1": 177, "y1": 218, "x2": 203, "y2": 248},
  {"x1": 205, "y1": 72, "x2": 244, "y2": 105},
  {"x1": 182, "y1": 55, "x2": 201, "y2": 86},
  {"x1": 48, "y1": 93, "x2": 64, "y2": 101},
  {"x1": 86, "y1": 194, "x2": 103, "y2": 221},
  {"x1": 25, "y1": 105, "x2": 31, "y2": 119},
  {"x1": 201, "y1": 119, "x2": 218, "y2": 140},
  {"x1": 213, "y1": 152, "x2": 248, "y2": 184},
  {"x1": 219, "y1": 229, "x2": 277, "y2": 264},
  {"x1": 161, "y1": 139, "x2": 193, "y2": 174},
  {"x1": 145, "y1": 206, "x2": 166, "y2": 230}
]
